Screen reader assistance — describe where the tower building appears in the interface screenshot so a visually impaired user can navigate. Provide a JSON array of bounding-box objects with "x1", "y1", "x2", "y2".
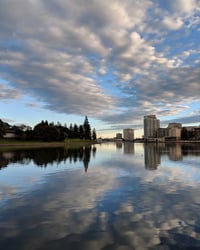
[
  {"x1": 123, "y1": 128, "x2": 134, "y2": 141},
  {"x1": 144, "y1": 115, "x2": 160, "y2": 140}
]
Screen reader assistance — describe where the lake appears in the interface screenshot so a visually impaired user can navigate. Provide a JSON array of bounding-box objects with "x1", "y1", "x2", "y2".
[{"x1": 0, "y1": 142, "x2": 200, "y2": 250}]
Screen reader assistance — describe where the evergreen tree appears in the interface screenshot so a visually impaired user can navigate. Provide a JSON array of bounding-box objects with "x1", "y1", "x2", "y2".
[
  {"x1": 83, "y1": 116, "x2": 91, "y2": 140},
  {"x1": 79, "y1": 125, "x2": 84, "y2": 139},
  {"x1": 0, "y1": 119, "x2": 10, "y2": 138},
  {"x1": 73, "y1": 124, "x2": 79, "y2": 138},
  {"x1": 181, "y1": 128, "x2": 188, "y2": 140},
  {"x1": 33, "y1": 121, "x2": 62, "y2": 141},
  {"x1": 68, "y1": 123, "x2": 73, "y2": 138},
  {"x1": 92, "y1": 128, "x2": 97, "y2": 141},
  {"x1": 0, "y1": 117, "x2": 97, "y2": 142}
]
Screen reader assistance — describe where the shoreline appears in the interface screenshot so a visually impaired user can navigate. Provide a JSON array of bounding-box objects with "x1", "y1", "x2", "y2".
[{"x1": 0, "y1": 140, "x2": 95, "y2": 149}]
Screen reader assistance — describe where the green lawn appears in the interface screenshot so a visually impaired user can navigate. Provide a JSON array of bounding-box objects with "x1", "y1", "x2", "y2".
[{"x1": 0, "y1": 139, "x2": 95, "y2": 150}]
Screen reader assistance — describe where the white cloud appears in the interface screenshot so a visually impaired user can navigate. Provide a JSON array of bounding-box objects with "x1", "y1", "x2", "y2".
[
  {"x1": 0, "y1": 84, "x2": 21, "y2": 100},
  {"x1": 162, "y1": 16, "x2": 183, "y2": 30},
  {"x1": 168, "y1": 0, "x2": 198, "y2": 14},
  {"x1": 0, "y1": 0, "x2": 199, "y2": 128}
]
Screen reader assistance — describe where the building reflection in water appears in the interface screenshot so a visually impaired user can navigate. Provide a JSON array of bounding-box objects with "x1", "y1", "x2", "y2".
[
  {"x1": 167, "y1": 143, "x2": 183, "y2": 161},
  {"x1": 144, "y1": 143, "x2": 161, "y2": 170},
  {"x1": 116, "y1": 141, "x2": 123, "y2": 150},
  {"x1": 123, "y1": 142, "x2": 135, "y2": 154},
  {"x1": 143, "y1": 143, "x2": 200, "y2": 170}
]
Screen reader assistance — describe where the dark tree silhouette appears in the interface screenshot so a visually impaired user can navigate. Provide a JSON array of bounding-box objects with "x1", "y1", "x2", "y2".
[
  {"x1": 0, "y1": 116, "x2": 97, "y2": 141},
  {"x1": 83, "y1": 116, "x2": 91, "y2": 140},
  {"x1": 0, "y1": 119, "x2": 10, "y2": 138},
  {"x1": 79, "y1": 125, "x2": 84, "y2": 139},
  {"x1": 92, "y1": 128, "x2": 97, "y2": 141},
  {"x1": 33, "y1": 121, "x2": 61, "y2": 141}
]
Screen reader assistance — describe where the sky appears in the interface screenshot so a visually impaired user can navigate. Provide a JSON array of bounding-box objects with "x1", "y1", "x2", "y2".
[{"x1": 0, "y1": 0, "x2": 200, "y2": 138}]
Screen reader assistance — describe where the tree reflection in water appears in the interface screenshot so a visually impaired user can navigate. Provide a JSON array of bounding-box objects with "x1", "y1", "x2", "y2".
[{"x1": 0, "y1": 146, "x2": 97, "y2": 172}]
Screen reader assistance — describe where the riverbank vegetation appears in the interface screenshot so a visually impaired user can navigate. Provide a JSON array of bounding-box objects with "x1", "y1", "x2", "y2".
[{"x1": 0, "y1": 116, "x2": 97, "y2": 142}]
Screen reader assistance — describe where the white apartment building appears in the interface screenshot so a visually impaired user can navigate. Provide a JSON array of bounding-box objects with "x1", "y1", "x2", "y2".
[
  {"x1": 144, "y1": 115, "x2": 160, "y2": 139},
  {"x1": 123, "y1": 128, "x2": 134, "y2": 141},
  {"x1": 116, "y1": 133, "x2": 122, "y2": 140},
  {"x1": 167, "y1": 123, "x2": 182, "y2": 139}
]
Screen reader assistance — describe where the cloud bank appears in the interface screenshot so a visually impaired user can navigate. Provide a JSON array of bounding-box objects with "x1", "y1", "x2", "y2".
[{"x1": 0, "y1": 0, "x2": 200, "y2": 128}]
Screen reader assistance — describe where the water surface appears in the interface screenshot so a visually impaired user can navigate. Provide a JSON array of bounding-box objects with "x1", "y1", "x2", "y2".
[{"x1": 0, "y1": 142, "x2": 200, "y2": 249}]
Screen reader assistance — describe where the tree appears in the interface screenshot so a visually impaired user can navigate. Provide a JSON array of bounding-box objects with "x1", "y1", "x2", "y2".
[
  {"x1": 0, "y1": 119, "x2": 10, "y2": 138},
  {"x1": 92, "y1": 128, "x2": 97, "y2": 141},
  {"x1": 83, "y1": 116, "x2": 91, "y2": 140},
  {"x1": 0, "y1": 117, "x2": 97, "y2": 142},
  {"x1": 79, "y1": 125, "x2": 84, "y2": 139},
  {"x1": 73, "y1": 124, "x2": 79, "y2": 138},
  {"x1": 181, "y1": 128, "x2": 188, "y2": 140},
  {"x1": 33, "y1": 121, "x2": 61, "y2": 141},
  {"x1": 68, "y1": 123, "x2": 73, "y2": 138}
]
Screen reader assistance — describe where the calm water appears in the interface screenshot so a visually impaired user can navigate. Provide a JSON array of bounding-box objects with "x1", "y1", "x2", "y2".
[{"x1": 0, "y1": 142, "x2": 200, "y2": 250}]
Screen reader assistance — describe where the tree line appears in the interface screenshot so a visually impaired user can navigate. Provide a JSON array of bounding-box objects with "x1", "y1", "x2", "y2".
[{"x1": 0, "y1": 116, "x2": 97, "y2": 142}]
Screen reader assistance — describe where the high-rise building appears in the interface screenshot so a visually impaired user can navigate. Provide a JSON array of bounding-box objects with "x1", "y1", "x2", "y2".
[
  {"x1": 157, "y1": 128, "x2": 168, "y2": 138},
  {"x1": 123, "y1": 128, "x2": 134, "y2": 141},
  {"x1": 168, "y1": 123, "x2": 182, "y2": 129},
  {"x1": 116, "y1": 133, "x2": 122, "y2": 140},
  {"x1": 167, "y1": 123, "x2": 182, "y2": 139},
  {"x1": 144, "y1": 115, "x2": 160, "y2": 139}
]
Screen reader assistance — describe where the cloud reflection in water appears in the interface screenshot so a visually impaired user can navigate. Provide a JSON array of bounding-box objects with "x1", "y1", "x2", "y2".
[{"x1": 0, "y1": 143, "x2": 200, "y2": 249}]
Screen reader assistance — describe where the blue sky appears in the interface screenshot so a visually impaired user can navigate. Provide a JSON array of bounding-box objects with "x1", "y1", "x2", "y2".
[{"x1": 0, "y1": 0, "x2": 200, "y2": 138}]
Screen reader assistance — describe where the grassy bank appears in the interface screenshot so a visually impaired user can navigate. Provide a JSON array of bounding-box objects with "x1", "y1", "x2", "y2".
[{"x1": 0, "y1": 139, "x2": 95, "y2": 149}]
